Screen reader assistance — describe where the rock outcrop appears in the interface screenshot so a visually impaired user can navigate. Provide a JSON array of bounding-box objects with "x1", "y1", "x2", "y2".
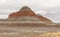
[{"x1": 8, "y1": 6, "x2": 53, "y2": 23}]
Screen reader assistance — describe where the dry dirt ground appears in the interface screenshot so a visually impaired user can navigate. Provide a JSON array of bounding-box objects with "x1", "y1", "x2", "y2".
[{"x1": 0, "y1": 27, "x2": 60, "y2": 37}]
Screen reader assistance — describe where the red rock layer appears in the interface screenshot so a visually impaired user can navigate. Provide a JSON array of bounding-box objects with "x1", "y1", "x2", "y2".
[
  {"x1": 9, "y1": 11, "x2": 36, "y2": 18},
  {"x1": 37, "y1": 15, "x2": 52, "y2": 22}
]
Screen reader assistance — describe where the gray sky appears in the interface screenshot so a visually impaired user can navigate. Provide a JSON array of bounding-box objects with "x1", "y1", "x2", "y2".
[{"x1": 0, "y1": 0, "x2": 60, "y2": 23}]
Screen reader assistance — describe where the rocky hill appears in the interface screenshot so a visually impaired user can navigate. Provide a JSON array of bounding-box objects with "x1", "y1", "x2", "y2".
[{"x1": 8, "y1": 6, "x2": 53, "y2": 23}]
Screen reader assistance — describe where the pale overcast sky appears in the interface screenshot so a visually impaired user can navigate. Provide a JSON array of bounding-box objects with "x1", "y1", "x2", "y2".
[{"x1": 0, "y1": 0, "x2": 60, "y2": 23}]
